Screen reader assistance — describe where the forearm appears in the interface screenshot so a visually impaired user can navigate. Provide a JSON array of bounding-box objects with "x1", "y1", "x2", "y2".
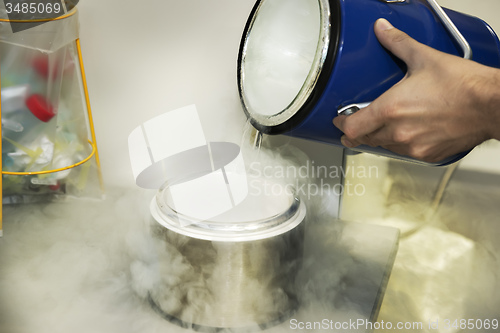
[{"x1": 472, "y1": 65, "x2": 500, "y2": 141}]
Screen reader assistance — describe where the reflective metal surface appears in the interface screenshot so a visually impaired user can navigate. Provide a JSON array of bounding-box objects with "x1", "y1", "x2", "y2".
[
  {"x1": 426, "y1": 0, "x2": 472, "y2": 59},
  {"x1": 148, "y1": 183, "x2": 306, "y2": 331},
  {"x1": 239, "y1": 0, "x2": 331, "y2": 127},
  {"x1": 148, "y1": 222, "x2": 304, "y2": 331}
]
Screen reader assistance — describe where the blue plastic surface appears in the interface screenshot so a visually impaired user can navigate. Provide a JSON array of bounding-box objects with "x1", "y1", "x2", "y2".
[{"x1": 285, "y1": 0, "x2": 500, "y2": 166}]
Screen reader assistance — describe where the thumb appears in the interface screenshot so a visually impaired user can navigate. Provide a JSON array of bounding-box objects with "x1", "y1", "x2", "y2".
[{"x1": 374, "y1": 19, "x2": 427, "y2": 69}]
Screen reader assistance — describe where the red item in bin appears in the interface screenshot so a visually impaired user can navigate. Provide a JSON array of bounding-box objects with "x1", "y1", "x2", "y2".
[
  {"x1": 49, "y1": 182, "x2": 61, "y2": 191},
  {"x1": 32, "y1": 55, "x2": 74, "y2": 79},
  {"x1": 26, "y1": 94, "x2": 56, "y2": 122},
  {"x1": 32, "y1": 57, "x2": 49, "y2": 78}
]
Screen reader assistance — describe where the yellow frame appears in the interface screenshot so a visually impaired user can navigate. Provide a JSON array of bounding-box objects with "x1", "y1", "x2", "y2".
[{"x1": 0, "y1": 10, "x2": 104, "y2": 235}]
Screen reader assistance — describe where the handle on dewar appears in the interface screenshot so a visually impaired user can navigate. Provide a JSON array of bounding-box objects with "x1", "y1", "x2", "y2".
[
  {"x1": 337, "y1": 102, "x2": 371, "y2": 116},
  {"x1": 425, "y1": 0, "x2": 472, "y2": 60},
  {"x1": 338, "y1": 0, "x2": 472, "y2": 117},
  {"x1": 379, "y1": 0, "x2": 472, "y2": 60}
]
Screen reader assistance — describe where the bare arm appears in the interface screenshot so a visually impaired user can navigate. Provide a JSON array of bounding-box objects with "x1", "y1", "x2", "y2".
[{"x1": 333, "y1": 19, "x2": 500, "y2": 163}]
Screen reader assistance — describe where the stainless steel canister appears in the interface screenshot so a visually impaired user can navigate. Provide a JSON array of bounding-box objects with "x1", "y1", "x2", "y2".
[{"x1": 148, "y1": 180, "x2": 306, "y2": 332}]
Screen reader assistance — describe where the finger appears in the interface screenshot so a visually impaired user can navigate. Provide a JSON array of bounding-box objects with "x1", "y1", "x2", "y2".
[
  {"x1": 358, "y1": 126, "x2": 391, "y2": 147},
  {"x1": 332, "y1": 115, "x2": 365, "y2": 147},
  {"x1": 380, "y1": 143, "x2": 411, "y2": 158},
  {"x1": 332, "y1": 114, "x2": 347, "y2": 132},
  {"x1": 333, "y1": 103, "x2": 387, "y2": 144},
  {"x1": 340, "y1": 135, "x2": 357, "y2": 148},
  {"x1": 380, "y1": 143, "x2": 444, "y2": 163},
  {"x1": 374, "y1": 19, "x2": 427, "y2": 69},
  {"x1": 346, "y1": 123, "x2": 393, "y2": 148}
]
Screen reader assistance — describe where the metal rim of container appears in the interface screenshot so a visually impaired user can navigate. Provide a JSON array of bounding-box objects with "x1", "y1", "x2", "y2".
[
  {"x1": 238, "y1": 0, "x2": 333, "y2": 132},
  {"x1": 157, "y1": 185, "x2": 300, "y2": 230},
  {"x1": 150, "y1": 198, "x2": 307, "y2": 242},
  {"x1": 150, "y1": 183, "x2": 307, "y2": 242},
  {"x1": 155, "y1": 177, "x2": 301, "y2": 227}
]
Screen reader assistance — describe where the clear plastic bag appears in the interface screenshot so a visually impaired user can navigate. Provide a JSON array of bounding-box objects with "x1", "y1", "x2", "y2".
[{"x1": 0, "y1": 9, "x2": 103, "y2": 205}]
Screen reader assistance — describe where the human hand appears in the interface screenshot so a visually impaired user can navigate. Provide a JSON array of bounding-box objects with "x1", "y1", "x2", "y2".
[{"x1": 333, "y1": 18, "x2": 500, "y2": 163}]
